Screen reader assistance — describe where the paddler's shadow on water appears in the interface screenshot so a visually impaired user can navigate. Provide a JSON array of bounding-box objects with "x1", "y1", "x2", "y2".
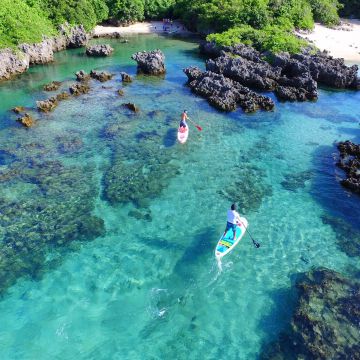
[
  {"x1": 173, "y1": 227, "x2": 218, "y2": 279},
  {"x1": 163, "y1": 128, "x2": 177, "y2": 147}
]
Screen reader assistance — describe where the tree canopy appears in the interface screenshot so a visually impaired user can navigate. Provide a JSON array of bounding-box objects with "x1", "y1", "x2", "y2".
[{"x1": 0, "y1": 0, "x2": 348, "y2": 53}]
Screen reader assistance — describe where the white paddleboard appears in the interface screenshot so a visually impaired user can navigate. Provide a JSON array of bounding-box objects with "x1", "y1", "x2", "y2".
[
  {"x1": 215, "y1": 217, "x2": 248, "y2": 259},
  {"x1": 177, "y1": 126, "x2": 189, "y2": 144}
]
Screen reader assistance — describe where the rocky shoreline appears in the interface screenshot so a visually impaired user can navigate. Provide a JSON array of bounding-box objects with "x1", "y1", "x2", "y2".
[
  {"x1": 183, "y1": 41, "x2": 359, "y2": 112},
  {"x1": 0, "y1": 24, "x2": 88, "y2": 81}
]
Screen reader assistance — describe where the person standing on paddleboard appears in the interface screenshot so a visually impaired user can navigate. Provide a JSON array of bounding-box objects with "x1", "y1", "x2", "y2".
[
  {"x1": 180, "y1": 110, "x2": 189, "y2": 129},
  {"x1": 223, "y1": 203, "x2": 242, "y2": 240}
]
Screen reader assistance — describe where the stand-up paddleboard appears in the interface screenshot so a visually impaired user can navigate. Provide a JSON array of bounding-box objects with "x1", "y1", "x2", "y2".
[
  {"x1": 177, "y1": 126, "x2": 189, "y2": 144},
  {"x1": 215, "y1": 217, "x2": 248, "y2": 260}
]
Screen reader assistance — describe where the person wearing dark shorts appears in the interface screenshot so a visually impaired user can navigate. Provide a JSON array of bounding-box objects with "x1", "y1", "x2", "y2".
[{"x1": 180, "y1": 110, "x2": 189, "y2": 129}]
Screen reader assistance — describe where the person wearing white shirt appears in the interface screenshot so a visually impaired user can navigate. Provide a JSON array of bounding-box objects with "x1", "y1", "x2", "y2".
[{"x1": 223, "y1": 203, "x2": 242, "y2": 240}]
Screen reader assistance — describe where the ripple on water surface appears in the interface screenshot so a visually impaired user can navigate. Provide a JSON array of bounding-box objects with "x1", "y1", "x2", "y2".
[{"x1": 0, "y1": 34, "x2": 359, "y2": 359}]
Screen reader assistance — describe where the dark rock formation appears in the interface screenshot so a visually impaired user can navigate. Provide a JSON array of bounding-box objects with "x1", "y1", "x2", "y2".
[
  {"x1": 43, "y1": 81, "x2": 61, "y2": 91},
  {"x1": 90, "y1": 70, "x2": 113, "y2": 82},
  {"x1": 19, "y1": 39, "x2": 55, "y2": 65},
  {"x1": 183, "y1": 67, "x2": 274, "y2": 112},
  {"x1": 64, "y1": 24, "x2": 88, "y2": 48},
  {"x1": 121, "y1": 72, "x2": 132, "y2": 83},
  {"x1": 206, "y1": 55, "x2": 281, "y2": 91},
  {"x1": 17, "y1": 113, "x2": 35, "y2": 127},
  {"x1": 75, "y1": 70, "x2": 90, "y2": 82},
  {"x1": 197, "y1": 41, "x2": 359, "y2": 107},
  {"x1": 69, "y1": 82, "x2": 90, "y2": 96},
  {"x1": 86, "y1": 44, "x2": 114, "y2": 57},
  {"x1": 0, "y1": 49, "x2": 29, "y2": 81},
  {"x1": 260, "y1": 268, "x2": 360, "y2": 360},
  {"x1": 123, "y1": 103, "x2": 139, "y2": 112},
  {"x1": 337, "y1": 140, "x2": 360, "y2": 194},
  {"x1": 36, "y1": 97, "x2": 58, "y2": 112},
  {"x1": 131, "y1": 50, "x2": 166, "y2": 75}
]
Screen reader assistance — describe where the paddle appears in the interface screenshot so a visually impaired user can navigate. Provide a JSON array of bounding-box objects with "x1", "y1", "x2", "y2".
[
  {"x1": 187, "y1": 117, "x2": 202, "y2": 131},
  {"x1": 238, "y1": 220, "x2": 260, "y2": 248}
]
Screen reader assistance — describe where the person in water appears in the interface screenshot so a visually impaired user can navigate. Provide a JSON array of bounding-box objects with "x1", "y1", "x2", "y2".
[
  {"x1": 223, "y1": 203, "x2": 242, "y2": 240},
  {"x1": 180, "y1": 110, "x2": 189, "y2": 129}
]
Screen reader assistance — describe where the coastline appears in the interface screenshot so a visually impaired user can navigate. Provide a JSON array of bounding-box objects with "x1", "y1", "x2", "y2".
[
  {"x1": 94, "y1": 21, "x2": 191, "y2": 37},
  {"x1": 296, "y1": 19, "x2": 360, "y2": 63}
]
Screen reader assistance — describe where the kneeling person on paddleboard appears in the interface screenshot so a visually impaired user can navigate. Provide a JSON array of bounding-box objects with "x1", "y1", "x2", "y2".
[
  {"x1": 180, "y1": 110, "x2": 189, "y2": 129},
  {"x1": 223, "y1": 203, "x2": 242, "y2": 240}
]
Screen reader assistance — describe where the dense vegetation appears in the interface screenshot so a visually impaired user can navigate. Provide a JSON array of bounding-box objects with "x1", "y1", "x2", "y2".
[{"x1": 0, "y1": 0, "x2": 355, "y2": 53}]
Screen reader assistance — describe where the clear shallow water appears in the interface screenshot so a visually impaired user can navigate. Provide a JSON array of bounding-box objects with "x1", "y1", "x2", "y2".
[{"x1": 0, "y1": 35, "x2": 359, "y2": 359}]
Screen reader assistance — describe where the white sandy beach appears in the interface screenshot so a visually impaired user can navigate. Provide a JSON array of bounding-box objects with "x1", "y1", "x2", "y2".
[
  {"x1": 296, "y1": 19, "x2": 360, "y2": 63},
  {"x1": 94, "y1": 21, "x2": 190, "y2": 36}
]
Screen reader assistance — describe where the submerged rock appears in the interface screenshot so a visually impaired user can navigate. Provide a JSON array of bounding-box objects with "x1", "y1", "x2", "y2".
[
  {"x1": 260, "y1": 268, "x2": 360, "y2": 360},
  {"x1": 321, "y1": 214, "x2": 360, "y2": 257},
  {"x1": 75, "y1": 70, "x2": 90, "y2": 82},
  {"x1": 90, "y1": 70, "x2": 113, "y2": 82},
  {"x1": 281, "y1": 171, "x2": 313, "y2": 191},
  {"x1": 183, "y1": 67, "x2": 274, "y2": 112},
  {"x1": 0, "y1": 160, "x2": 104, "y2": 295},
  {"x1": 337, "y1": 140, "x2": 360, "y2": 194},
  {"x1": 43, "y1": 81, "x2": 61, "y2": 91},
  {"x1": 69, "y1": 82, "x2": 90, "y2": 96},
  {"x1": 218, "y1": 163, "x2": 273, "y2": 213},
  {"x1": 17, "y1": 113, "x2": 35, "y2": 127},
  {"x1": 131, "y1": 50, "x2": 166, "y2": 75},
  {"x1": 121, "y1": 72, "x2": 132, "y2": 83},
  {"x1": 56, "y1": 135, "x2": 84, "y2": 154},
  {"x1": 117, "y1": 89, "x2": 125, "y2": 96},
  {"x1": 86, "y1": 44, "x2": 114, "y2": 57},
  {"x1": 36, "y1": 97, "x2": 58, "y2": 112},
  {"x1": 103, "y1": 140, "x2": 180, "y2": 207}
]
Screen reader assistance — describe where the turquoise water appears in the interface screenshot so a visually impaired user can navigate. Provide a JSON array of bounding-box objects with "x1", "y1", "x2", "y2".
[{"x1": 0, "y1": 35, "x2": 359, "y2": 359}]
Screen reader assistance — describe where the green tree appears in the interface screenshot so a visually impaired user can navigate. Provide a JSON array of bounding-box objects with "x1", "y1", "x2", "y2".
[
  {"x1": 0, "y1": 0, "x2": 55, "y2": 47},
  {"x1": 308, "y1": 0, "x2": 341, "y2": 25},
  {"x1": 106, "y1": 0, "x2": 145, "y2": 23}
]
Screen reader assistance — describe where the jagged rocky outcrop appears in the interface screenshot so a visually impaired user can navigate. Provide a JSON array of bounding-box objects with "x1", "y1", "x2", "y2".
[
  {"x1": 261, "y1": 268, "x2": 360, "y2": 360},
  {"x1": 86, "y1": 44, "x2": 114, "y2": 57},
  {"x1": 17, "y1": 113, "x2": 35, "y2": 127},
  {"x1": 19, "y1": 39, "x2": 55, "y2": 65},
  {"x1": 64, "y1": 24, "x2": 88, "y2": 48},
  {"x1": 0, "y1": 49, "x2": 29, "y2": 80},
  {"x1": 69, "y1": 82, "x2": 90, "y2": 96},
  {"x1": 90, "y1": 70, "x2": 113, "y2": 82},
  {"x1": 131, "y1": 50, "x2": 166, "y2": 75},
  {"x1": 337, "y1": 140, "x2": 360, "y2": 194},
  {"x1": 183, "y1": 66, "x2": 274, "y2": 112},
  {"x1": 196, "y1": 41, "x2": 359, "y2": 108},
  {"x1": 36, "y1": 97, "x2": 58, "y2": 112},
  {"x1": 75, "y1": 70, "x2": 90, "y2": 82},
  {"x1": 43, "y1": 81, "x2": 61, "y2": 91},
  {"x1": 0, "y1": 24, "x2": 88, "y2": 81}
]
